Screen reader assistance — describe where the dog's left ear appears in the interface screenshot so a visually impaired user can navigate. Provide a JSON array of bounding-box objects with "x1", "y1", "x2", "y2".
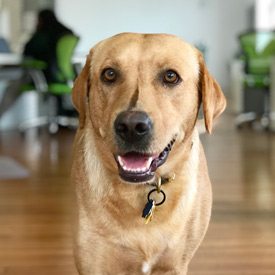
[
  {"x1": 72, "y1": 49, "x2": 93, "y2": 129},
  {"x1": 198, "y1": 53, "x2": 226, "y2": 134}
]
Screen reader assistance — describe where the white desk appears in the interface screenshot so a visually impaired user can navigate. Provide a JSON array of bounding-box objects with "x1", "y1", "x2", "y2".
[
  {"x1": 0, "y1": 53, "x2": 22, "y2": 80},
  {"x1": 0, "y1": 53, "x2": 21, "y2": 66},
  {"x1": 0, "y1": 53, "x2": 39, "y2": 131}
]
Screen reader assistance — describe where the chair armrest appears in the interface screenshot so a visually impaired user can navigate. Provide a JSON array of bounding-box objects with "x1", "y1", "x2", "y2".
[
  {"x1": 27, "y1": 69, "x2": 48, "y2": 93},
  {"x1": 22, "y1": 58, "x2": 47, "y2": 70},
  {"x1": 21, "y1": 58, "x2": 48, "y2": 93}
]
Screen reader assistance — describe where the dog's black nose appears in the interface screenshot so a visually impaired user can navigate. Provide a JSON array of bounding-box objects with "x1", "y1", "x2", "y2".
[{"x1": 114, "y1": 111, "x2": 153, "y2": 143}]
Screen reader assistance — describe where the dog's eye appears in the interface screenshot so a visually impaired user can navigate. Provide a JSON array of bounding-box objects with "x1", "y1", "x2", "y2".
[
  {"x1": 101, "y1": 68, "x2": 117, "y2": 83},
  {"x1": 163, "y1": 70, "x2": 181, "y2": 85}
]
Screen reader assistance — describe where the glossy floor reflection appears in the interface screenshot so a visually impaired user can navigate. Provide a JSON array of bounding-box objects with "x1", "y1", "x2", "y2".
[
  {"x1": 0, "y1": 114, "x2": 275, "y2": 275},
  {"x1": 190, "y1": 115, "x2": 275, "y2": 275}
]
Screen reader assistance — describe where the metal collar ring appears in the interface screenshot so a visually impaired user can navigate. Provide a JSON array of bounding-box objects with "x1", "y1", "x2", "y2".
[{"x1": 147, "y1": 188, "x2": 166, "y2": 206}]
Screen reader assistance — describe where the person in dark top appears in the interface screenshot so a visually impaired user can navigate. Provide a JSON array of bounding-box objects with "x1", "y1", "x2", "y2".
[
  {"x1": 0, "y1": 9, "x2": 74, "y2": 118},
  {"x1": 23, "y1": 9, "x2": 73, "y2": 81}
]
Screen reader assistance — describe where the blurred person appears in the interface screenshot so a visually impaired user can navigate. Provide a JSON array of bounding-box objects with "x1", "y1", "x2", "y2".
[{"x1": 0, "y1": 9, "x2": 74, "y2": 118}]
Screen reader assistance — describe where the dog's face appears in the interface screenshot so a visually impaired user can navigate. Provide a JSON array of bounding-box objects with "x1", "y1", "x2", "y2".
[{"x1": 73, "y1": 33, "x2": 226, "y2": 184}]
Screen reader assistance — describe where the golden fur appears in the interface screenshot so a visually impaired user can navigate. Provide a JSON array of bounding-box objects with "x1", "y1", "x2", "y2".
[{"x1": 71, "y1": 33, "x2": 226, "y2": 275}]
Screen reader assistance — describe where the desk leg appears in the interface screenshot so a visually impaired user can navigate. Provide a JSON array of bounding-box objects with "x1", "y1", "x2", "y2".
[
  {"x1": 270, "y1": 58, "x2": 275, "y2": 131},
  {"x1": 230, "y1": 59, "x2": 244, "y2": 114}
]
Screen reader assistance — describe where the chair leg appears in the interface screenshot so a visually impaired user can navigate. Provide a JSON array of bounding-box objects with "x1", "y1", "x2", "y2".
[
  {"x1": 48, "y1": 121, "x2": 59, "y2": 134},
  {"x1": 235, "y1": 112, "x2": 257, "y2": 127},
  {"x1": 19, "y1": 95, "x2": 79, "y2": 133},
  {"x1": 57, "y1": 116, "x2": 78, "y2": 128},
  {"x1": 19, "y1": 116, "x2": 49, "y2": 132}
]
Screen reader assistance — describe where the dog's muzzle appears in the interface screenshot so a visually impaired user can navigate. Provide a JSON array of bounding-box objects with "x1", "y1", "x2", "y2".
[{"x1": 114, "y1": 111, "x2": 176, "y2": 183}]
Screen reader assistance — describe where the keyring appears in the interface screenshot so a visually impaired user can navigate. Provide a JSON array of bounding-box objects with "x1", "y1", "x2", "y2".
[
  {"x1": 147, "y1": 188, "x2": 166, "y2": 206},
  {"x1": 156, "y1": 176, "x2": 162, "y2": 193}
]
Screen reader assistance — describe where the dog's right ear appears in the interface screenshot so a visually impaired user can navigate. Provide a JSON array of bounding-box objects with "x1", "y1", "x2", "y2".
[
  {"x1": 198, "y1": 52, "x2": 226, "y2": 134},
  {"x1": 72, "y1": 50, "x2": 93, "y2": 129}
]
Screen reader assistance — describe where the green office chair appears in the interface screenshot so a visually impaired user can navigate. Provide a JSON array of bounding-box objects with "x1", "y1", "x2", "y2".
[
  {"x1": 236, "y1": 31, "x2": 275, "y2": 128},
  {"x1": 20, "y1": 34, "x2": 79, "y2": 133}
]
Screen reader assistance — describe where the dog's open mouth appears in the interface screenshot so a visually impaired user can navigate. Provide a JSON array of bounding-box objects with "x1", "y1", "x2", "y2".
[{"x1": 115, "y1": 137, "x2": 176, "y2": 183}]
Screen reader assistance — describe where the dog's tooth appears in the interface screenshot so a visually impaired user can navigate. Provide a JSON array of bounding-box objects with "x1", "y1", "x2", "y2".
[
  {"x1": 118, "y1": 156, "x2": 133, "y2": 172},
  {"x1": 117, "y1": 156, "x2": 123, "y2": 166},
  {"x1": 141, "y1": 167, "x2": 147, "y2": 172},
  {"x1": 118, "y1": 155, "x2": 152, "y2": 173},
  {"x1": 121, "y1": 163, "x2": 130, "y2": 172},
  {"x1": 140, "y1": 167, "x2": 148, "y2": 173},
  {"x1": 146, "y1": 157, "x2": 153, "y2": 169}
]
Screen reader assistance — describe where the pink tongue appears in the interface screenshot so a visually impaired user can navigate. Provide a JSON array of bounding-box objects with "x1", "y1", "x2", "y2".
[{"x1": 121, "y1": 153, "x2": 151, "y2": 170}]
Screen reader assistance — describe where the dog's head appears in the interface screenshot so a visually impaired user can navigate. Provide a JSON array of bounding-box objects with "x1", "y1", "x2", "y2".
[{"x1": 72, "y1": 33, "x2": 226, "y2": 184}]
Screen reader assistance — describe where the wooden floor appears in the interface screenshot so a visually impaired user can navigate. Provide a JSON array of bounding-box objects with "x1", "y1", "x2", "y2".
[{"x1": 0, "y1": 114, "x2": 275, "y2": 275}]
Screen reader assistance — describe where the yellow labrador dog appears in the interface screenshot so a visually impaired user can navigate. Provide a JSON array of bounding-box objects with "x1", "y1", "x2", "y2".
[{"x1": 71, "y1": 33, "x2": 226, "y2": 275}]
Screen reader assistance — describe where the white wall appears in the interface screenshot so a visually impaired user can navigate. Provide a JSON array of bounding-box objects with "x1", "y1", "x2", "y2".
[
  {"x1": 55, "y1": 0, "x2": 255, "y2": 91},
  {"x1": 255, "y1": 0, "x2": 275, "y2": 29},
  {"x1": 0, "y1": 0, "x2": 23, "y2": 52}
]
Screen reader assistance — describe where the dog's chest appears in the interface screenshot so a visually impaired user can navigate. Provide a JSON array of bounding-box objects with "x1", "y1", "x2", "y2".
[
  {"x1": 100, "y1": 239, "x2": 181, "y2": 275},
  {"x1": 82, "y1": 220, "x2": 184, "y2": 274}
]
